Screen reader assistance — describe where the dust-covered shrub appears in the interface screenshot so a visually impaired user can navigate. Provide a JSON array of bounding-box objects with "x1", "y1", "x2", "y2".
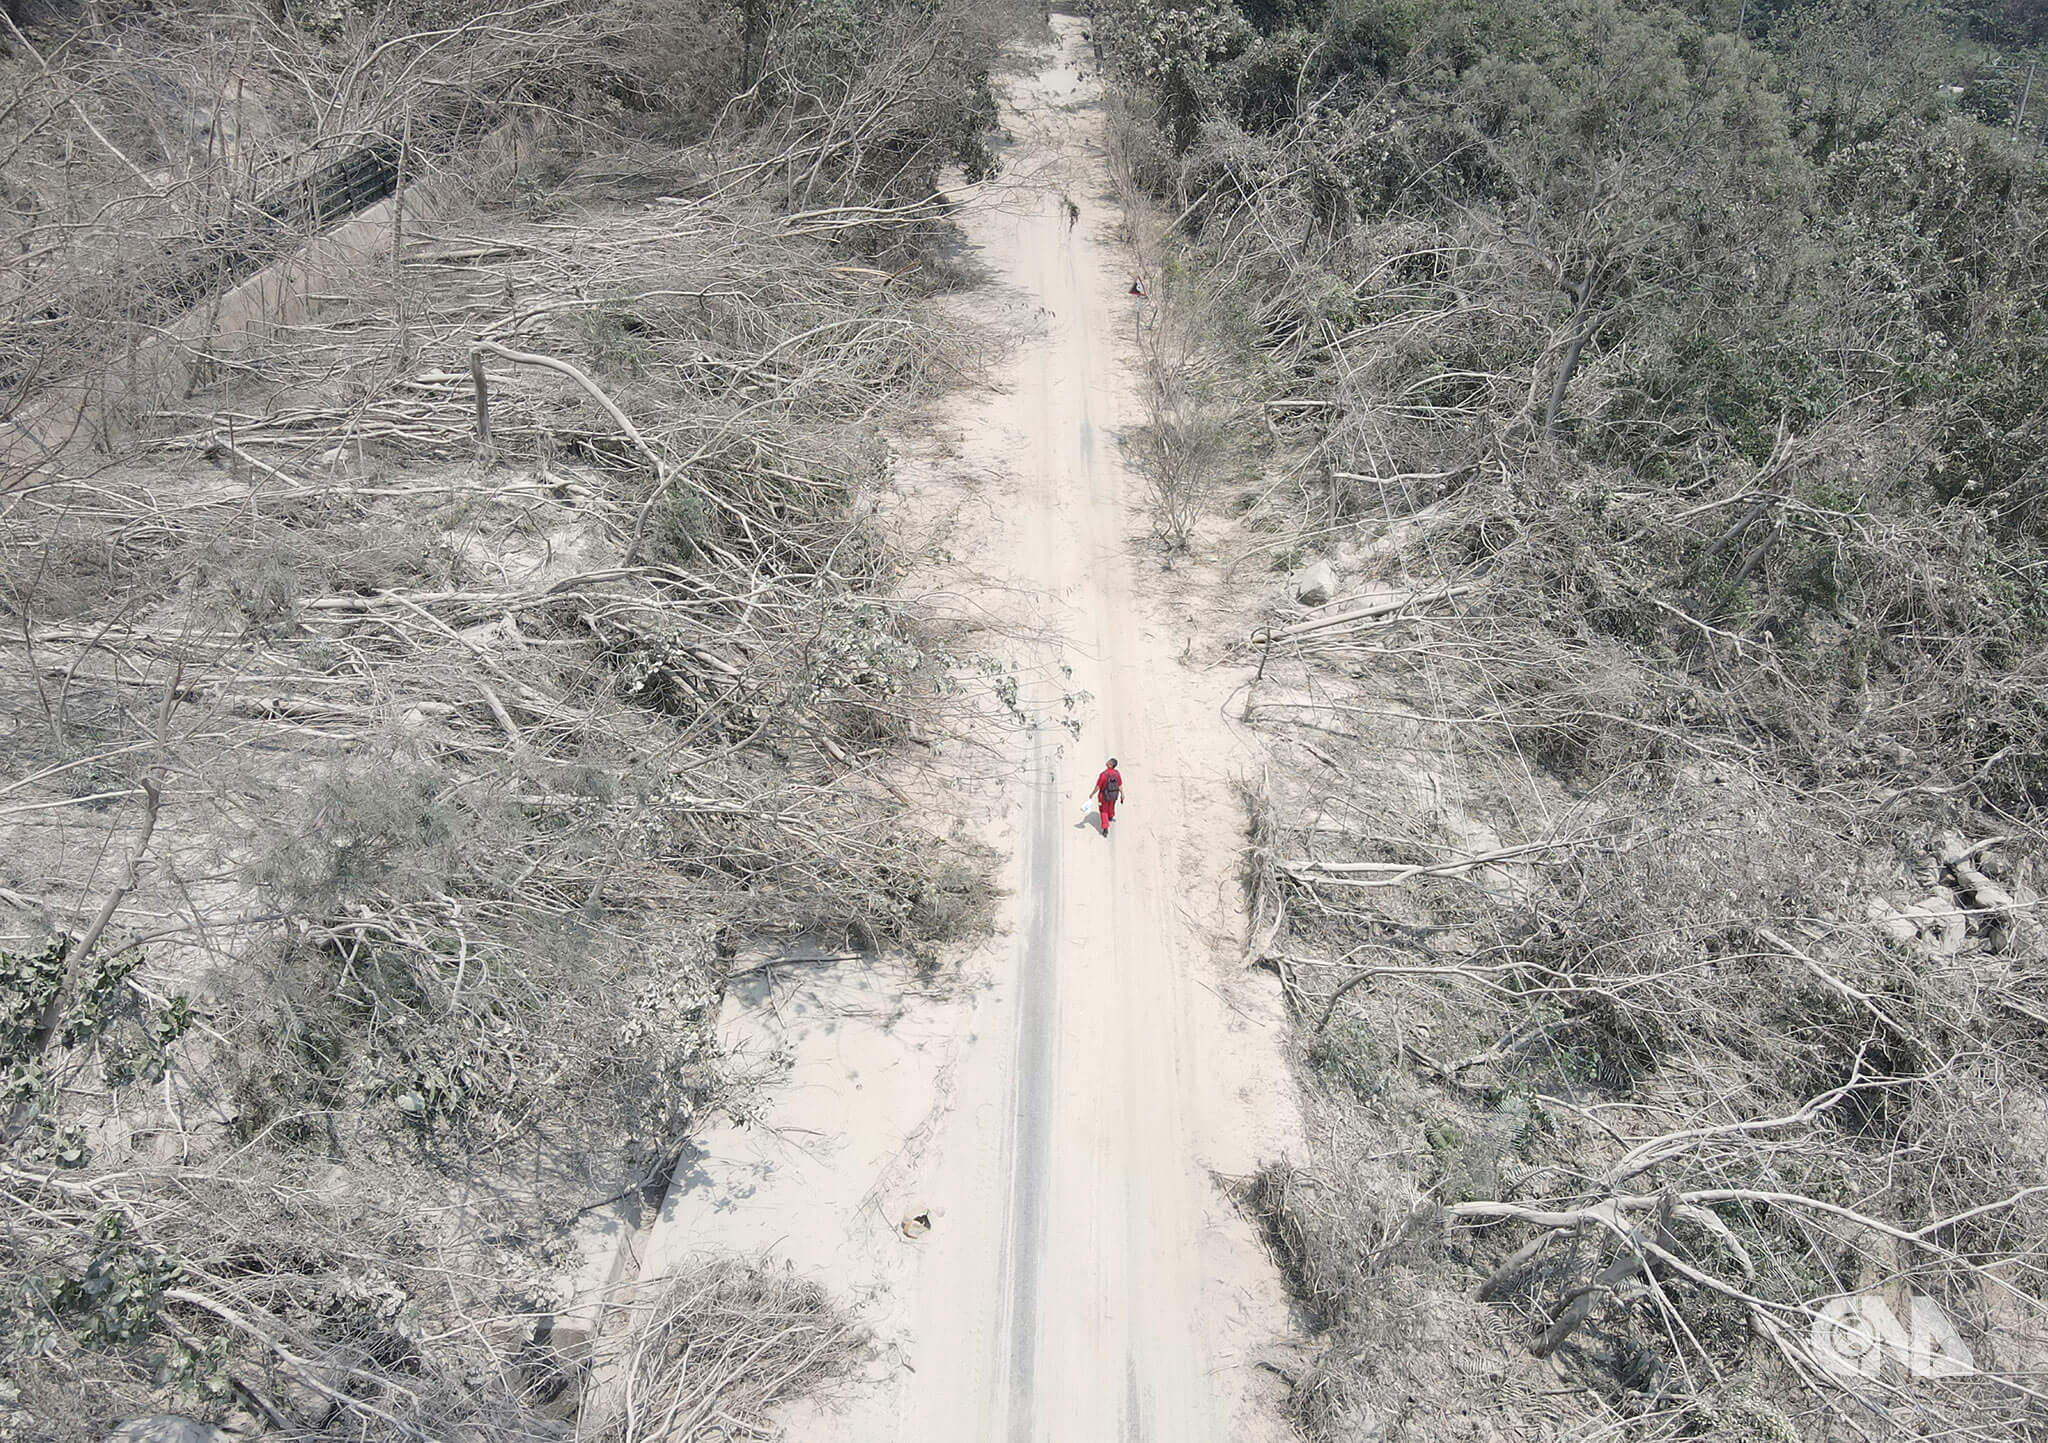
[
  {"x1": 1134, "y1": 397, "x2": 1235, "y2": 550},
  {"x1": 1240, "y1": 1147, "x2": 1514, "y2": 1439},
  {"x1": 1306, "y1": 1012, "x2": 1383, "y2": 1103},
  {"x1": 193, "y1": 521, "x2": 468, "y2": 638},
  {"x1": 253, "y1": 755, "x2": 519, "y2": 912}
]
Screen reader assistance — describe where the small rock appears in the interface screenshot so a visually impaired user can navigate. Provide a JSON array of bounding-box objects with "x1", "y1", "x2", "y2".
[{"x1": 1293, "y1": 560, "x2": 1338, "y2": 606}]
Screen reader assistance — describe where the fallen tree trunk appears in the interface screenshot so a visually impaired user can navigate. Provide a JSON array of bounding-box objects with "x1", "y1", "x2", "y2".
[{"x1": 1260, "y1": 582, "x2": 1478, "y2": 643}]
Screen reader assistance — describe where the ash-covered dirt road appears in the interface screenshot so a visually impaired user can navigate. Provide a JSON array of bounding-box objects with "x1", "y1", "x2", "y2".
[
  {"x1": 838, "y1": 23, "x2": 1302, "y2": 1436},
  {"x1": 643, "y1": 19, "x2": 1301, "y2": 1441}
]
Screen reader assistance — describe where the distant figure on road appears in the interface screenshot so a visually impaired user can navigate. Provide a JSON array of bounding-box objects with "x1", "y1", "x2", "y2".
[
  {"x1": 1064, "y1": 195, "x2": 1080, "y2": 231},
  {"x1": 1093, "y1": 758, "x2": 1124, "y2": 834},
  {"x1": 1128, "y1": 275, "x2": 1148, "y2": 336}
]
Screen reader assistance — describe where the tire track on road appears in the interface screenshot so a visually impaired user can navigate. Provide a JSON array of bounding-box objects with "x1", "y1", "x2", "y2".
[{"x1": 1001, "y1": 740, "x2": 1062, "y2": 1443}]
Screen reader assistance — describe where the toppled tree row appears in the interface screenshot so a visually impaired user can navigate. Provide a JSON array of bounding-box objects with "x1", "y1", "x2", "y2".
[
  {"x1": 1, "y1": 0, "x2": 1022, "y2": 1435},
  {"x1": 1104, "y1": 0, "x2": 2048, "y2": 1437},
  {"x1": 1241, "y1": 772, "x2": 2048, "y2": 1436},
  {"x1": 2, "y1": 0, "x2": 1000, "y2": 422}
]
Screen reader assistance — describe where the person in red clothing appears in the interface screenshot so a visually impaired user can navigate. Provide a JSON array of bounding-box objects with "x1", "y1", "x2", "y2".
[{"x1": 1092, "y1": 758, "x2": 1124, "y2": 834}]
